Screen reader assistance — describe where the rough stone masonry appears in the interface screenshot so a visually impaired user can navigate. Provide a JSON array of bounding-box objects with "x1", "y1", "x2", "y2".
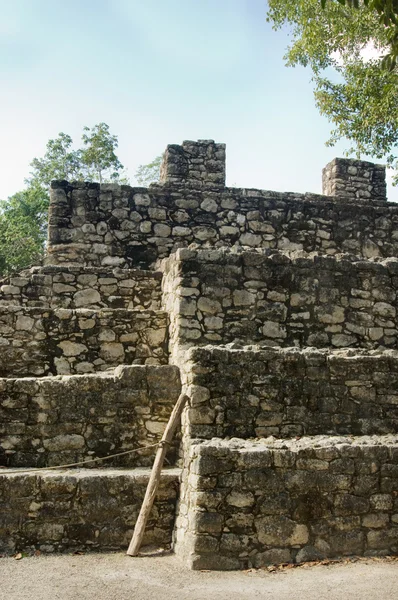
[{"x1": 1, "y1": 139, "x2": 398, "y2": 568}]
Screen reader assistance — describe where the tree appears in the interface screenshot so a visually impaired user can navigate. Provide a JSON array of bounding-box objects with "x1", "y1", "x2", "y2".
[
  {"x1": 267, "y1": 0, "x2": 398, "y2": 181},
  {"x1": 321, "y1": 1, "x2": 398, "y2": 68},
  {"x1": 0, "y1": 185, "x2": 47, "y2": 274},
  {"x1": 28, "y1": 133, "x2": 83, "y2": 188},
  {"x1": 135, "y1": 155, "x2": 163, "y2": 186},
  {"x1": 81, "y1": 123, "x2": 125, "y2": 183},
  {"x1": 28, "y1": 124, "x2": 126, "y2": 190},
  {"x1": 0, "y1": 123, "x2": 127, "y2": 276}
]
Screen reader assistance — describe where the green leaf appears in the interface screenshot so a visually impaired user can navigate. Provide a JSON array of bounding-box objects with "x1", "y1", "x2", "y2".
[{"x1": 268, "y1": 0, "x2": 398, "y2": 183}]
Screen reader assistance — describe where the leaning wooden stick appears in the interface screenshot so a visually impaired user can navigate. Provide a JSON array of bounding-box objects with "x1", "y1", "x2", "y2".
[{"x1": 127, "y1": 393, "x2": 189, "y2": 556}]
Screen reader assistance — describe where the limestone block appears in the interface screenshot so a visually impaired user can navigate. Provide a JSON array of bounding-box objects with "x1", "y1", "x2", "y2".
[
  {"x1": 99, "y1": 343, "x2": 125, "y2": 362},
  {"x1": 15, "y1": 316, "x2": 35, "y2": 331},
  {"x1": 74, "y1": 289, "x2": 101, "y2": 307},
  {"x1": 58, "y1": 341, "x2": 87, "y2": 357},
  {"x1": 43, "y1": 434, "x2": 85, "y2": 451},
  {"x1": 197, "y1": 297, "x2": 222, "y2": 314}
]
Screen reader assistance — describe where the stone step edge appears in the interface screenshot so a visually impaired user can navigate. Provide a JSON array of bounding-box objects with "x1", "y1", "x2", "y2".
[
  {"x1": 0, "y1": 305, "x2": 168, "y2": 316},
  {"x1": 0, "y1": 466, "x2": 181, "y2": 555},
  {"x1": 0, "y1": 466, "x2": 181, "y2": 479},
  {"x1": 170, "y1": 246, "x2": 398, "y2": 270},
  {"x1": 188, "y1": 343, "x2": 398, "y2": 360},
  {"x1": 0, "y1": 362, "x2": 178, "y2": 383},
  {"x1": 190, "y1": 434, "x2": 398, "y2": 456},
  {"x1": 0, "y1": 264, "x2": 163, "y2": 281}
]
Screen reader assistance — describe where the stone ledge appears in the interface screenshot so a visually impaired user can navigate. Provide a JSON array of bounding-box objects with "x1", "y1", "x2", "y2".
[
  {"x1": 175, "y1": 436, "x2": 398, "y2": 570},
  {"x1": 0, "y1": 364, "x2": 181, "y2": 468},
  {"x1": 0, "y1": 266, "x2": 163, "y2": 311},
  {"x1": 183, "y1": 345, "x2": 398, "y2": 439},
  {"x1": 0, "y1": 467, "x2": 181, "y2": 554},
  {"x1": 162, "y1": 248, "x2": 398, "y2": 355},
  {"x1": 0, "y1": 306, "x2": 169, "y2": 376}
]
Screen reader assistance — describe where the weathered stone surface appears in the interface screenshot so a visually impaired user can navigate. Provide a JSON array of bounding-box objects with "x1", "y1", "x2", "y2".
[
  {"x1": 0, "y1": 468, "x2": 180, "y2": 554},
  {"x1": 0, "y1": 266, "x2": 162, "y2": 311},
  {"x1": 322, "y1": 158, "x2": 386, "y2": 203},
  {"x1": 181, "y1": 345, "x2": 398, "y2": 439},
  {"x1": 1, "y1": 140, "x2": 397, "y2": 569},
  {"x1": 0, "y1": 306, "x2": 168, "y2": 376},
  {"x1": 46, "y1": 144, "x2": 393, "y2": 270},
  {"x1": 162, "y1": 249, "x2": 398, "y2": 357},
  {"x1": 174, "y1": 437, "x2": 398, "y2": 569},
  {"x1": 0, "y1": 365, "x2": 181, "y2": 468}
]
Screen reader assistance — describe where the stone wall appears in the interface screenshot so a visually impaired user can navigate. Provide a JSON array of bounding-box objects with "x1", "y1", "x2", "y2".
[
  {"x1": 175, "y1": 436, "x2": 398, "y2": 570},
  {"x1": 0, "y1": 364, "x2": 181, "y2": 468},
  {"x1": 160, "y1": 140, "x2": 226, "y2": 188},
  {"x1": 162, "y1": 249, "x2": 398, "y2": 357},
  {"x1": 183, "y1": 346, "x2": 398, "y2": 439},
  {"x1": 0, "y1": 306, "x2": 168, "y2": 377},
  {"x1": 0, "y1": 467, "x2": 180, "y2": 554},
  {"x1": 47, "y1": 161, "x2": 395, "y2": 269},
  {"x1": 322, "y1": 158, "x2": 386, "y2": 203},
  {"x1": 0, "y1": 266, "x2": 162, "y2": 310}
]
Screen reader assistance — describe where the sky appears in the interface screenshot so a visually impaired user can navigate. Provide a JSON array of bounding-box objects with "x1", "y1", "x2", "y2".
[{"x1": 1, "y1": 0, "x2": 397, "y2": 201}]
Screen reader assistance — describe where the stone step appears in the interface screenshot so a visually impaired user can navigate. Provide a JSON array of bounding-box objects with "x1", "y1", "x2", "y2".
[
  {"x1": 162, "y1": 248, "x2": 398, "y2": 353},
  {"x1": 0, "y1": 265, "x2": 163, "y2": 311},
  {"x1": 0, "y1": 466, "x2": 180, "y2": 554},
  {"x1": 175, "y1": 435, "x2": 398, "y2": 570},
  {"x1": 0, "y1": 306, "x2": 169, "y2": 377},
  {"x1": 184, "y1": 345, "x2": 398, "y2": 440},
  {"x1": 0, "y1": 364, "x2": 181, "y2": 468}
]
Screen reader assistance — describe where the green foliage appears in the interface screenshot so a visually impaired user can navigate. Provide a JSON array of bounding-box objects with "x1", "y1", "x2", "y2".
[
  {"x1": 28, "y1": 133, "x2": 83, "y2": 188},
  {"x1": 267, "y1": 0, "x2": 398, "y2": 179},
  {"x1": 135, "y1": 155, "x2": 163, "y2": 186},
  {"x1": 0, "y1": 123, "x2": 127, "y2": 276},
  {"x1": 29, "y1": 124, "x2": 126, "y2": 189},
  {"x1": 81, "y1": 123, "x2": 124, "y2": 183},
  {"x1": 320, "y1": 0, "x2": 398, "y2": 69},
  {"x1": 0, "y1": 186, "x2": 48, "y2": 275}
]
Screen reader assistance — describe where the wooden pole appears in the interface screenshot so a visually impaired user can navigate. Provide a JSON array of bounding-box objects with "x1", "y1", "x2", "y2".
[{"x1": 126, "y1": 393, "x2": 189, "y2": 556}]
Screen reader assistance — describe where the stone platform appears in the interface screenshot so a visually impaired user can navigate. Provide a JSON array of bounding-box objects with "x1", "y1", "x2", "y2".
[
  {"x1": 174, "y1": 436, "x2": 398, "y2": 570},
  {"x1": 0, "y1": 139, "x2": 397, "y2": 567}
]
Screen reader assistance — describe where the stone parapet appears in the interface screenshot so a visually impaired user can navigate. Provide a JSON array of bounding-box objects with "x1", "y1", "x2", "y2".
[
  {"x1": 47, "y1": 154, "x2": 396, "y2": 270},
  {"x1": 322, "y1": 158, "x2": 386, "y2": 203},
  {"x1": 159, "y1": 140, "x2": 226, "y2": 188}
]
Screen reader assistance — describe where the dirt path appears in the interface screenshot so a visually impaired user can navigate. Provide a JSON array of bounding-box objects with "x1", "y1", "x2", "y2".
[{"x1": 0, "y1": 553, "x2": 397, "y2": 600}]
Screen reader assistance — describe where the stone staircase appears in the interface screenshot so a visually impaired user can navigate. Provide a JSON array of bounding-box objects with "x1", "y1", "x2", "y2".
[
  {"x1": 1, "y1": 139, "x2": 398, "y2": 567},
  {"x1": 0, "y1": 265, "x2": 181, "y2": 554},
  {"x1": 164, "y1": 249, "x2": 398, "y2": 568}
]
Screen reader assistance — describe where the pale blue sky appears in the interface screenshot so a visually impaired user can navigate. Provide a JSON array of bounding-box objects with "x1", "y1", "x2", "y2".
[{"x1": 1, "y1": 0, "x2": 396, "y2": 200}]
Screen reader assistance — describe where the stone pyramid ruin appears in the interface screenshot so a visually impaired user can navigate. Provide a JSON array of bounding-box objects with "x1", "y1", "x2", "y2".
[{"x1": 1, "y1": 140, "x2": 398, "y2": 568}]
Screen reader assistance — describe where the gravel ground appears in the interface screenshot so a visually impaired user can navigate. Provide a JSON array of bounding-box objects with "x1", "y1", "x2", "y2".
[{"x1": 0, "y1": 552, "x2": 397, "y2": 600}]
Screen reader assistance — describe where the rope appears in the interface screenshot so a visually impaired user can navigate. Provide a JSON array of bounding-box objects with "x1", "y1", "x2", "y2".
[{"x1": 0, "y1": 441, "x2": 168, "y2": 475}]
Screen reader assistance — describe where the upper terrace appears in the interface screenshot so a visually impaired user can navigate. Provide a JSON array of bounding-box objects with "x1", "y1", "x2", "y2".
[{"x1": 46, "y1": 139, "x2": 392, "y2": 269}]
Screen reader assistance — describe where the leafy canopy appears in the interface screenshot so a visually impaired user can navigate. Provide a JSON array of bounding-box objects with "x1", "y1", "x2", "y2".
[
  {"x1": 29, "y1": 123, "x2": 126, "y2": 189},
  {"x1": 267, "y1": 0, "x2": 398, "y2": 181},
  {"x1": 0, "y1": 123, "x2": 127, "y2": 275},
  {"x1": 320, "y1": 0, "x2": 398, "y2": 69},
  {"x1": 0, "y1": 185, "x2": 48, "y2": 274},
  {"x1": 135, "y1": 155, "x2": 162, "y2": 186},
  {"x1": 81, "y1": 123, "x2": 124, "y2": 184}
]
